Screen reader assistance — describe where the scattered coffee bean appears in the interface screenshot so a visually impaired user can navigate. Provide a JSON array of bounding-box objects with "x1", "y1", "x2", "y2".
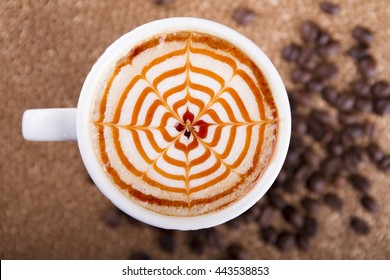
[
  {"x1": 233, "y1": 7, "x2": 256, "y2": 25},
  {"x1": 344, "y1": 123, "x2": 366, "y2": 140},
  {"x1": 226, "y1": 217, "x2": 244, "y2": 229},
  {"x1": 227, "y1": 243, "x2": 248, "y2": 260},
  {"x1": 352, "y1": 26, "x2": 374, "y2": 44},
  {"x1": 351, "y1": 79, "x2": 371, "y2": 97},
  {"x1": 129, "y1": 251, "x2": 151, "y2": 260},
  {"x1": 371, "y1": 80, "x2": 390, "y2": 98},
  {"x1": 276, "y1": 231, "x2": 296, "y2": 251},
  {"x1": 276, "y1": 169, "x2": 288, "y2": 185},
  {"x1": 319, "y1": 1, "x2": 340, "y2": 15},
  {"x1": 297, "y1": 46, "x2": 319, "y2": 70},
  {"x1": 158, "y1": 230, "x2": 176, "y2": 253},
  {"x1": 349, "y1": 174, "x2": 371, "y2": 193},
  {"x1": 282, "y1": 205, "x2": 305, "y2": 228},
  {"x1": 321, "y1": 157, "x2": 342, "y2": 179},
  {"x1": 307, "y1": 118, "x2": 326, "y2": 141},
  {"x1": 347, "y1": 44, "x2": 369, "y2": 59},
  {"x1": 354, "y1": 97, "x2": 373, "y2": 113},
  {"x1": 293, "y1": 116, "x2": 308, "y2": 134},
  {"x1": 282, "y1": 43, "x2": 301, "y2": 62},
  {"x1": 303, "y1": 148, "x2": 322, "y2": 169},
  {"x1": 316, "y1": 30, "x2": 331, "y2": 46},
  {"x1": 261, "y1": 226, "x2": 278, "y2": 245},
  {"x1": 379, "y1": 155, "x2": 390, "y2": 172},
  {"x1": 333, "y1": 174, "x2": 348, "y2": 188},
  {"x1": 154, "y1": 0, "x2": 172, "y2": 4},
  {"x1": 322, "y1": 85, "x2": 339, "y2": 105},
  {"x1": 336, "y1": 94, "x2": 355, "y2": 111},
  {"x1": 259, "y1": 205, "x2": 274, "y2": 227},
  {"x1": 189, "y1": 234, "x2": 204, "y2": 255},
  {"x1": 302, "y1": 216, "x2": 319, "y2": 238},
  {"x1": 104, "y1": 208, "x2": 122, "y2": 228},
  {"x1": 315, "y1": 62, "x2": 338, "y2": 81},
  {"x1": 268, "y1": 192, "x2": 286, "y2": 209},
  {"x1": 205, "y1": 229, "x2": 224, "y2": 249},
  {"x1": 296, "y1": 233, "x2": 310, "y2": 251},
  {"x1": 318, "y1": 40, "x2": 340, "y2": 58},
  {"x1": 301, "y1": 197, "x2": 321, "y2": 215},
  {"x1": 357, "y1": 56, "x2": 377, "y2": 79},
  {"x1": 295, "y1": 165, "x2": 313, "y2": 182},
  {"x1": 306, "y1": 79, "x2": 324, "y2": 92},
  {"x1": 291, "y1": 68, "x2": 313, "y2": 84},
  {"x1": 338, "y1": 112, "x2": 359, "y2": 126},
  {"x1": 307, "y1": 172, "x2": 326, "y2": 193},
  {"x1": 310, "y1": 109, "x2": 333, "y2": 124},
  {"x1": 361, "y1": 195, "x2": 379, "y2": 212},
  {"x1": 366, "y1": 143, "x2": 384, "y2": 162},
  {"x1": 326, "y1": 140, "x2": 344, "y2": 156},
  {"x1": 374, "y1": 97, "x2": 390, "y2": 115},
  {"x1": 343, "y1": 147, "x2": 361, "y2": 172},
  {"x1": 301, "y1": 21, "x2": 320, "y2": 43},
  {"x1": 289, "y1": 89, "x2": 313, "y2": 107},
  {"x1": 350, "y1": 216, "x2": 370, "y2": 235},
  {"x1": 323, "y1": 193, "x2": 343, "y2": 211}
]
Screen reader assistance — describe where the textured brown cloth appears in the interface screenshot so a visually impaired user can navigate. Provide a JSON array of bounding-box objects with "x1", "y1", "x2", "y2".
[{"x1": 1, "y1": 0, "x2": 389, "y2": 259}]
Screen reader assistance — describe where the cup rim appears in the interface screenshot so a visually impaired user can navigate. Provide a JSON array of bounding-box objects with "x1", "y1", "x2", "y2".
[{"x1": 77, "y1": 17, "x2": 291, "y2": 230}]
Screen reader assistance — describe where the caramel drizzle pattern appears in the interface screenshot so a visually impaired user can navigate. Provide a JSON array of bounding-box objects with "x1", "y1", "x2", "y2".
[{"x1": 94, "y1": 32, "x2": 278, "y2": 212}]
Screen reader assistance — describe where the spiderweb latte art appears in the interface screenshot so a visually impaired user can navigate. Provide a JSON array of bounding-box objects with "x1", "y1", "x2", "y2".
[{"x1": 90, "y1": 32, "x2": 279, "y2": 216}]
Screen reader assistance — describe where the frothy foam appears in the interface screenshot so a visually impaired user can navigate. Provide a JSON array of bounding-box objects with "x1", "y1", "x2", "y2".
[{"x1": 90, "y1": 31, "x2": 279, "y2": 216}]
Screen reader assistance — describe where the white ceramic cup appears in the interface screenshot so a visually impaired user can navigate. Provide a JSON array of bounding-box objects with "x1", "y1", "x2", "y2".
[{"x1": 22, "y1": 17, "x2": 291, "y2": 230}]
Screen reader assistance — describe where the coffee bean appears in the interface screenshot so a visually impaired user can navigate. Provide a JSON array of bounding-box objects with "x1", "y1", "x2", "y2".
[
  {"x1": 320, "y1": 1, "x2": 340, "y2": 15},
  {"x1": 361, "y1": 195, "x2": 379, "y2": 212},
  {"x1": 129, "y1": 251, "x2": 151, "y2": 260},
  {"x1": 366, "y1": 143, "x2": 384, "y2": 162},
  {"x1": 307, "y1": 118, "x2": 326, "y2": 141},
  {"x1": 154, "y1": 0, "x2": 172, "y2": 4},
  {"x1": 259, "y1": 205, "x2": 274, "y2": 227},
  {"x1": 306, "y1": 79, "x2": 324, "y2": 92},
  {"x1": 296, "y1": 233, "x2": 310, "y2": 251},
  {"x1": 226, "y1": 216, "x2": 244, "y2": 229},
  {"x1": 354, "y1": 97, "x2": 373, "y2": 113},
  {"x1": 297, "y1": 46, "x2": 319, "y2": 70},
  {"x1": 303, "y1": 148, "x2": 322, "y2": 169},
  {"x1": 268, "y1": 192, "x2": 286, "y2": 209},
  {"x1": 352, "y1": 26, "x2": 374, "y2": 44},
  {"x1": 301, "y1": 21, "x2": 320, "y2": 43},
  {"x1": 349, "y1": 174, "x2": 371, "y2": 193},
  {"x1": 307, "y1": 172, "x2": 326, "y2": 193},
  {"x1": 310, "y1": 109, "x2": 332, "y2": 125},
  {"x1": 295, "y1": 165, "x2": 313, "y2": 182},
  {"x1": 318, "y1": 40, "x2": 340, "y2": 58},
  {"x1": 379, "y1": 156, "x2": 390, "y2": 172},
  {"x1": 189, "y1": 234, "x2": 204, "y2": 255},
  {"x1": 351, "y1": 79, "x2": 371, "y2": 97},
  {"x1": 336, "y1": 94, "x2": 355, "y2": 111},
  {"x1": 233, "y1": 7, "x2": 256, "y2": 25},
  {"x1": 104, "y1": 208, "x2": 122, "y2": 228},
  {"x1": 276, "y1": 169, "x2": 288, "y2": 185},
  {"x1": 301, "y1": 197, "x2": 321, "y2": 215},
  {"x1": 276, "y1": 231, "x2": 296, "y2": 251},
  {"x1": 289, "y1": 89, "x2": 313, "y2": 107},
  {"x1": 374, "y1": 97, "x2": 390, "y2": 115},
  {"x1": 333, "y1": 175, "x2": 348, "y2": 188},
  {"x1": 205, "y1": 229, "x2": 224, "y2": 249},
  {"x1": 293, "y1": 116, "x2": 308, "y2": 134},
  {"x1": 282, "y1": 205, "x2": 305, "y2": 228},
  {"x1": 338, "y1": 112, "x2": 359, "y2": 126},
  {"x1": 321, "y1": 157, "x2": 342, "y2": 179},
  {"x1": 358, "y1": 56, "x2": 377, "y2": 79},
  {"x1": 158, "y1": 230, "x2": 176, "y2": 253},
  {"x1": 315, "y1": 62, "x2": 338, "y2": 81},
  {"x1": 321, "y1": 85, "x2": 339, "y2": 105},
  {"x1": 282, "y1": 43, "x2": 301, "y2": 62},
  {"x1": 371, "y1": 80, "x2": 390, "y2": 98},
  {"x1": 350, "y1": 216, "x2": 370, "y2": 235},
  {"x1": 291, "y1": 68, "x2": 313, "y2": 84},
  {"x1": 261, "y1": 226, "x2": 278, "y2": 245},
  {"x1": 343, "y1": 147, "x2": 361, "y2": 172},
  {"x1": 344, "y1": 123, "x2": 366, "y2": 140},
  {"x1": 326, "y1": 140, "x2": 344, "y2": 156},
  {"x1": 323, "y1": 193, "x2": 343, "y2": 211},
  {"x1": 302, "y1": 216, "x2": 319, "y2": 238},
  {"x1": 347, "y1": 44, "x2": 369, "y2": 59},
  {"x1": 227, "y1": 243, "x2": 248, "y2": 260},
  {"x1": 364, "y1": 121, "x2": 376, "y2": 140},
  {"x1": 316, "y1": 30, "x2": 331, "y2": 46}
]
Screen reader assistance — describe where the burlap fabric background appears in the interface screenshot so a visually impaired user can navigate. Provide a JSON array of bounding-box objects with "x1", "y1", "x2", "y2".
[{"x1": 1, "y1": 0, "x2": 389, "y2": 259}]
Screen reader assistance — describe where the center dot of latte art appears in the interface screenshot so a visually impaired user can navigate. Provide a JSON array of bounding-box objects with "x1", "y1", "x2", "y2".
[
  {"x1": 90, "y1": 31, "x2": 279, "y2": 217},
  {"x1": 174, "y1": 108, "x2": 210, "y2": 139}
]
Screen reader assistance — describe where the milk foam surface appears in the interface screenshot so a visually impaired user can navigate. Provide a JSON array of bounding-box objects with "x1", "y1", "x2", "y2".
[{"x1": 90, "y1": 31, "x2": 279, "y2": 216}]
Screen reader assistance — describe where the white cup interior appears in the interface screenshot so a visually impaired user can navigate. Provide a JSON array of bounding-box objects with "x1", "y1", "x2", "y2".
[{"x1": 77, "y1": 17, "x2": 291, "y2": 230}]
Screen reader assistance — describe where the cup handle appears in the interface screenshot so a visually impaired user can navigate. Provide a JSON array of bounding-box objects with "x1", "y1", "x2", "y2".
[{"x1": 22, "y1": 108, "x2": 77, "y2": 141}]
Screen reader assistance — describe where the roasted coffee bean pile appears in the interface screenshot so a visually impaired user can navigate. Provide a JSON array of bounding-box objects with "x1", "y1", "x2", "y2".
[{"x1": 99, "y1": 2, "x2": 390, "y2": 259}]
